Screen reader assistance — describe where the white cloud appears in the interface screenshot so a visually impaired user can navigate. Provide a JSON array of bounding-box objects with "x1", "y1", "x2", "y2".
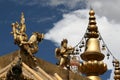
[
  {"x1": 11, "y1": 0, "x2": 86, "y2": 9},
  {"x1": 45, "y1": 9, "x2": 120, "y2": 70},
  {"x1": 37, "y1": 16, "x2": 55, "y2": 23},
  {"x1": 87, "y1": 0, "x2": 120, "y2": 23},
  {"x1": 48, "y1": 0, "x2": 86, "y2": 9},
  {"x1": 45, "y1": 10, "x2": 88, "y2": 46},
  {"x1": 11, "y1": 0, "x2": 120, "y2": 23},
  {"x1": 45, "y1": 9, "x2": 120, "y2": 79}
]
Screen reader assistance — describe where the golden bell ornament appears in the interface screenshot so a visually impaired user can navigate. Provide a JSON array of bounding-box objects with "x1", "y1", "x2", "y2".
[{"x1": 81, "y1": 38, "x2": 104, "y2": 61}]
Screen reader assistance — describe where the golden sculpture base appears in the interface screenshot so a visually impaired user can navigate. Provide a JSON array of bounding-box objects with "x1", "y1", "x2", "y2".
[{"x1": 87, "y1": 76, "x2": 101, "y2": 80}]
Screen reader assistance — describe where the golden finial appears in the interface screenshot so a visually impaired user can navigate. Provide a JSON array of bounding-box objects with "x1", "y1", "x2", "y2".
[
  {"x1": 81, "y1": 9, "x2": 105, "y2": 61},
  {"x1": 79, "y1": 9, "x2": 107, "y2": 80},
  {"x1": 87, "y1": 8, "x2": 98, "y2": 38},
  {"x1": 89, "y1": 8, "x2": 95, "y2": 16},
  {"x1": 20, "y1": 12, "x2": 25, "y2": 25}
]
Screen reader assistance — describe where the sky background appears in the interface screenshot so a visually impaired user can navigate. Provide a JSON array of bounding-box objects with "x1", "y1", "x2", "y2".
[{"x1": 0, "y1": 0, "x2": 120, "y2": 80}]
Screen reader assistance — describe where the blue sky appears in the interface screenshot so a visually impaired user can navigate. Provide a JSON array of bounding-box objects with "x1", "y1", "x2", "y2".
[
  {"x1": 0, "y1": 0, "x2": 120, "y2": 80},
  {"x1": 0, "y1": 0, "x2": 64, "y2": 62},
  {"x1": 0, "y1": 0, "x2": 87, "y2": 64}
]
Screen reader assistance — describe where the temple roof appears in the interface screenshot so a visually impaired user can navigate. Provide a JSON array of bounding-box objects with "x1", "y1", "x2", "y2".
[{"x1": 0, "y1": 50, "x2": 89, "y2": 80}]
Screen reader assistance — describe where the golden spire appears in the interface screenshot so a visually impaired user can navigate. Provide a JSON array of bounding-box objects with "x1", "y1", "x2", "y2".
[
  {"x1": 78, "y1": 9, "x2": 107, "y2": 80},
  {"x1": 81, "y1": 8, "x2": 104, "y2": 61},
  {"x1": 87, "y1": 8, "x2": 98, "y2": 38}
]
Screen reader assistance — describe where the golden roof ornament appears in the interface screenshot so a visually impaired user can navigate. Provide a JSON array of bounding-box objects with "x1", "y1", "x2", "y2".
[
  {"x1": 81, "y1": 8, "x2": 104, "y2": 61},
  {"x1": 79, "y1": 9, "x2": 107, "y2": 80},
  {"x1": 11, "y1": 12, "x2": 44, "y2": 57},
  {"x1": 55, "y1": 39, "x2": 74, "y2": 69},
  {"x1": 113, "y1": 60, "x2": 120, "y2": 79}
]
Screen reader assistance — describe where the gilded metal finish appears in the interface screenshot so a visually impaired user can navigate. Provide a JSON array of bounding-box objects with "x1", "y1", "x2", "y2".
[
  {"x1": 55, "y1": 39, "x2": 74, "y2": 68},
  {"x1": 81, "y1": 38, "x2": 104, "y2": 61},
  {"x1": 113, "y1": 60, "x2": 120, "y2": 79},
  {"x1": 79, "y1": 60, "x2": 107, "y2": 75},
  {"x1": 87, "y1": 76, "x2": 101, "y2": 80},
  {"x1": 79, "y1": 9, "x2": 107, "y2": 80},
  {"x1": 11, "y1": 13, "x2": 44, "y2": 56},
  {"x1": 81, "y1": 9, "x2": 104, "y2": 61}
]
